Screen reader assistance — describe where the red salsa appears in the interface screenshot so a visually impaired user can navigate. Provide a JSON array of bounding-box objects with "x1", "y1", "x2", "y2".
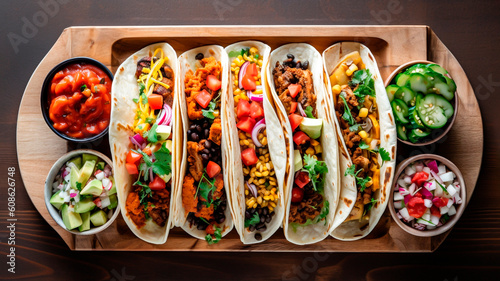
[{"x1": 48, "y1": 63, "x2": 111, "y2": 139}]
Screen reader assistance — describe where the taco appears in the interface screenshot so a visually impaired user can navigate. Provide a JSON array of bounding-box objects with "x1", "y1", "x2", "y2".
[
  {"x1": 174, "y1": 45, "x2": 233, "y2": 244},
  {"x1": 110, "y1": 43, "x2": 178, "y2": 244},
  {"x1": 322, "y1": 42, "x2": 396, "y2": 240},
  {"x1": 267, "y1": 43, "x2": 340, "y2": 245},
  {"x1": 224, "y1": 41, "x2": 286, "y2": 244}
]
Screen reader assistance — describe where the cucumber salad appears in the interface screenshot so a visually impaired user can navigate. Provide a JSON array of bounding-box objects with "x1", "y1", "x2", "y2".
[
  {"x1": 49, "y1": 153, "x2": 117, "y2": 232},
  {"x1": 393, "y1": 159, "x2": 463, "y2": 230},
  {"x1": 386, "y1": 63, "x2": 455, "y2": 143}
]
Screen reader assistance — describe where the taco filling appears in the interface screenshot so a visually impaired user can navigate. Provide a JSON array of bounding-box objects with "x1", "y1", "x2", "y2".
[
  {"x1": 330, "y1": 51, "x2": 390, "y2": 221},
  {"x1": 124, "y1": 48, "x2": 174, "y2": 228},
  {"x1": 272, "y1": 54, "x2": 329, "y2": 229},
  {"x1": 181, "y1": 54, "x2": 227, "y2": 244},
  {"x1": 229, "y1": 47, "x2": 279, "y2": 240}
]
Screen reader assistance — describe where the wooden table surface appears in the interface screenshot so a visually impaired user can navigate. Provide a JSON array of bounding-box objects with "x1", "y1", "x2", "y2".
[{"x1": 1, "y1": 0, "x2": 499, "y2": 280}]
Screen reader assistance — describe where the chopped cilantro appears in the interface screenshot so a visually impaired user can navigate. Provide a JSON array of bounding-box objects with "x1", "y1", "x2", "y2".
[
  {"x1": 199, "y1": 217, "x2": 209, "y2": 224},
  {"x1": 133, "y1": 98, "x2": 139, "y2": 103},
  {"x1": 349, "y1": 124, "x2": 360, "y2": 132},
  {"x1": 196, "y1": 172, "x2": 216, "y2": 207},
  {"x1": 359, "y1": 140, "x2": 370, "y2": 150},
  {"x1": 205, "y1": 225, "x2": 222, "y2": 245},
  {"x1": 345, "y1": 164, "x2": 371, "y2": 192},
  {"x1": 147, "y1": 124, "x2": 158, "y2": 143},
  {"x1": 202, "y1": 101, "x2": 217, "y2": 119},
  {"x1": 228, "y1": 50, "x2": 240, "y2": 57},
  {"x1": 363, "y1": 198, "x2": 378, "y2": 216},
  {"x1": 133, "y1": 143, "x2": 172, "y2": 177},
  {"x1": 145, "y1": 117, "x2": 154, "y2": 124},
  {"x1": 141, "y1": 92, "x2": 148, "y2": 105},
  {"x1": 75, "y1": 182, "x2": 82, "y2": 191},
  {"x1": 244, "y1": 212, "x2": 260, "y2": 228},
  {"x1": 379, "y1": 147, "x2": 391, "y2": 166},
  {"x1": 302, "y1": 154, "x2": 328, "y2": 192},
  {"x1": 318, "y1": 200, "x2": 330, "y2": 225},
  {"x1": 340, "y1": 94, "x2": 356, "y2": 126},
  {"x1": 304, "y1": 106, "x2": 315, "y2": 118},
  {"x1": 349, "y1": 69, "x2": 376, "y2": 104},
  {"x1": 80, "y1": 84, "x2": 87, "y2": 91}
]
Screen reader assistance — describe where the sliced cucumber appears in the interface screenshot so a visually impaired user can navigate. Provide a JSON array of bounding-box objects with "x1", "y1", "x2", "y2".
[
  {"x1": 445, "y1": 76, "x2": 457, "y2": 93},
  {"x1": 406, "y1": 64, "x2": 428, "y2": 74},
  {"x1": 407, "y1": 73, "x2": 431, "y2": 94},
  {"x1": 428, "y1": 64, "x2": 448, "y2": 76},
  {"x1": 394, "y1": 86, "x2": 417, "y2": 107},
  {"x1": 397, "y1": 123, "x2": 409, "y2": 141},
  {"x1": 433, "y1": 82, "x2": 455, "y2": 101},
  {"x1": 409, "y1": 106, "x2": 425, "y2": 129},
  {"x1": 425, "y1": 70, "x2": 447, "y2": 86},
  {"x1": 416, "y1": 94, "x2": 454, "y2": 129},
  {"x1": 408, "y1": 128, "x2": 431, "y2": 143},
  {"x1": 386, "y1": 84, "x2": 399, "y2": 102},
  {"x1": 391, "y1": 99, "x2": 409, "y2": 124},
  {"x1": 395, "y1": 72, "x2": 410, "y2": 87}
]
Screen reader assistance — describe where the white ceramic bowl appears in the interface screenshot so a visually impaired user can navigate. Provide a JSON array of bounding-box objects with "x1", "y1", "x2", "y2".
[{"x1": 44, "y1": 149, "x2": 120, "y2": 235}]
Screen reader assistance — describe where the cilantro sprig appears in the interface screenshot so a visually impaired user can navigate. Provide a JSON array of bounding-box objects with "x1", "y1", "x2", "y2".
[
  {"x1": 302, "y1": 154, "x2": 328, "y2": 192},
  {"x1": 133, "y1": 142, "x2": 172, "y2": 177},
  {"x1": 345, "y1": 164, "x2": 372, "y2": 193},
  {"x1": 202, "y1": 91, "x2": 221, "y2": 120},
  {"x1": 349, "y1": 69, "x2": 376, "y2": 104},
  {"x1": 304, "y1": 106, "x2": 315, "y2": 118},
  {"x1": 244, "y1": 212, "x2": 260, "y2": 228},
  {"x1": 359, "y1": 140, "x2": 391, "y2": 166},
  {"x1": 196, "y1": 172, "x2": 216, "y2": 207},
  {"x1": 205, "y1": 226, "x2": 222, "y2": 245},
  {"x1": 363, "y1": 198, "x2": 378, "y2": 217},
  {"x1": 318, "y1": 200, "x2": 330, "y2": 225},
  {"x1": 340, "y1": 94, "x2": 357, "y2": 127}
]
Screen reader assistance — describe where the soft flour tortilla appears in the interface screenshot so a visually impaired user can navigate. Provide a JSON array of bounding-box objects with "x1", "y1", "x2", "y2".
[
  {"x1": 267, "y1": 43, "x2": 340, "y2": 245},
  {"x1": 224, "y1": 41, "x2": 286, "y2": 244},
  {"x1": 323, "y1": 42, "x2": 397, "y2": 241},
  {"x1": 109, "y1": 43, "x2": 179, "y2": 244},
  {"x1": 174, "y1": 45, "x2": 234, "y2": 240}
]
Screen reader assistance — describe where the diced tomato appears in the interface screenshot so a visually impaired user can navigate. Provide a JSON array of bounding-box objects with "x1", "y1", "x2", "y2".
[
  {"x1": 432, "y1": 197, "x2": 449, "y2": 208},
  {"x1": 206, "y1": 75, "x2": 221, "y2": 91},
  {"x1": 246, "y1": 63, "x2": 258, "y2": 77},
  {"x1": 249, "y1": 102, "x2": 264, "y2": 120},
  {"x1": 149, "y1": 176, "x2": 166, "y2": 190},
  {"x1": 236, "y1": 116, "x2": 256, "y2": 134},
  {"x1": 289, "y1": 114, "x2": 304, "y2": 131},
  {"x1": 295, "y1": 171, "x2": 310, "y2": 188},
  {"x1": 293, "y1": 131, "x2": 310, "y2": 146},
  {"x1": 413, "y1": 191, "x2": 423, "y2": 198},
  {"x1": 194, "y1": 89, "x2": 212, "y2": 109},
  {"x1": 288, "y1": 84, "x2": 302, "y2": 98},
  {"x1": 237, "y1": 99, "x2": 251, "y2": 119},
  {"x1": 291, "y1": 187, "x2": 304, "y2": 203},
  {"x1": 241, "y1": 74, "x2": 256, "y2": 91},
  {"x1": 430, "y1": 205, "x2": 441, "y2": 218},
  {"x1": 93, "y1": 198, "x2": 102, "y2": 208},
  {"x1": 290, "y1": 102, "x2": 297, "y2": 114},
  {"x1": 148, "y1": 94, "x2": 163, "y2": 110},
  {"x1": 126, "y1": 150, "x2": 143, "y2": 164},
  {"x1": 126, "y1": 163, "x2": 138, "y2": 175},
  {"x1": 206, "y1": 224, "x2": 215, "y2": 235},
  {"x1": 411, "y1": 171, "x2": 429, "y2": 187},
  {"x1": 407, "y1": 197, "x2": 426, "y2": 218},
  {"x1": 207, "y1": 161, "x2": 221, "y2": 178},
  {"x1": 241, "y1": 147, "x2": 258, "y2": 166},
  {"x1": 85, "y1": 124, "x2": 99, "y2": 135}
]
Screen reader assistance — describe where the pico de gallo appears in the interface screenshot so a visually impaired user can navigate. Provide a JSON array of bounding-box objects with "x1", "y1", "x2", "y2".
[
  {"x1": 329, "y1": 51, "x2": 391, "y2": 222},
  {"x1": 181, "y1": 53, "x2": 227, "y2": 244},
  {"x1": 124, "y1": 48, "x2": 174, "y2": 229},
  {"x1": 229, "y1": 47, "x2": 279, "y2": 241},
  {"x1": 272, "y1": 53, "x2": 329, "y2": 230},
  {"x1": 394, "y1": 159, "x2": 463, "y2": 230},
  {"x1": 48, "y1": 62, "x2": 112, "y2": 139}
]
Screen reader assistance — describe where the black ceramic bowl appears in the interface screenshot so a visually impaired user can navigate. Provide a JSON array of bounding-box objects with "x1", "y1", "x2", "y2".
[{"x1": 41, "y1": 57, "x2": 113, "y2": 143}]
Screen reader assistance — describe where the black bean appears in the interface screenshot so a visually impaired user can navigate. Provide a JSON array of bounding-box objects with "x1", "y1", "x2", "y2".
[
  {"x1": 190, "y1": 124, "x2": 197, "y2": 130},
  {"x1": 245, "y1": 211, "x2": 251, "y2": 219},
  {"x1": 204, "y1": 141, "x2": 211, "y2": 149},
  {"x1": 201, "y1": 149, "x2": 209, "y2": 154},
  {"x1": 204, "y1": 129, "x2": 210, "y2": 138},
  {"x1": 287, "y1": 54, "x2": 294, "y2": 60},
  {"x1": 187, "y1": 216, "x2": 193, "y2": 223},
  {"x1": 255, "y1": 233, "x2": 262, "y2": 241},
  {"x1": 201, "y1": 154, "x2": 209, "y2": 161},
  {"x1": 190, "y1": 133, "x2": 199, "y2": 142},
  {"x1": 195, "y1": 53, "x2": 204, "y2": 60},
  {"x1": 260, "y1": 216, "x2": 265, "y2": 223},
  {"x1": 296, "y1": 61, "x2": 301, "y2": 69},
  {"x1": 217, "y1": 217, "x2": 225, "y2": 224},
  {"x1": 256, "y1": 223, "x2": 266, "y2": 231},
  {"x1": 265, "y1": 216, "x2": 271, "y2": 223},
  {"x1": 203, "y1": 122, "x2": 210, "y2": 129},
  {"x1": 249, "y1": 208, "x2": 256, "y2": 214},
  {"x1": 257, "y1": 208, "x2": 262, "y2": 215},
  {"x1": 221, "y1": 204, "x2": 226, "y2": 211},
  {"x1": 195, "y1": 125, "x2": 201, "y2": 132},
  {"x1": 302, "y1": 60, "x2": 309, "y2": 70},
  {"x1": 197, "y1": 224, "x2": 205, "y2": 230},
  {"x1": 249, "y1": 225, "x2": 256, "y2": 232},
  {"x1": 262, "y1": 207, "x2": 268, "y2": 215}
]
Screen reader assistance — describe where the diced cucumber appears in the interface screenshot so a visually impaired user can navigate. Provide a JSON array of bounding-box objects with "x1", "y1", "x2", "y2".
[
  {"x1": 407, "y1": 73, "x2": 431, "y2": 94},
  {"x1": 408, "y1": 128, "x2": 431, "y2": 143},
  {"x1": 397, "y1": 123, "x2": 409, "y2": 141},
  {"x1": 391, "y1": 99, "x2": 409, "y2": 124},
  {"x1": 385, "y1": 84, "x2": 399, "y2": 102},
  {"x1": 394, "y1": 86, "x2": 417, "y2": 107}
]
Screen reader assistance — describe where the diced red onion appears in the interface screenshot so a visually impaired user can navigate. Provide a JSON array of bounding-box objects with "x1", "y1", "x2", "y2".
[
  {"x1": 251, "y1": 118, "x2": 266, "y2": 147},
  {"x1": 247, "y1": 91, "x2": 264, "y2": 102},
  {"x1": 404, "y1": 194, "x2": 412, "y2": 204},
  {"x1": 104, "y1": 165, "x2": 112, "y2": 177},
  {"x1": 246, "y1": 181, "x2": 258, "y2": 198},
  {"x1": 95, "y1": 171, "x2": 105, "y2": 181},
  {"x1": 238, "y1": 62, "x2": 250, "y2": 88},
  {"x1": 149, "y1": 167, "x2": 154, "y2": 181},
  {"x1": 421, "y1": 187, "x2": 433, "y2": 199},
  {"x1": 399, "y1": 187, "x2": 410, "y2": 196},
  {"x1": 405, "y1": 165, "x2": 416, "y2": 176},
  {"x1": 427, "y1": 160, "x2": 439, "y2": 173},
  {"x1": 62, "y1": 169, "x2": 69, "y2": 178},
  {"x1": 430, "y1": 170, "x2": 443, "y2": 185},
  {"x1": 409, "y1": 183, "x2": 416, "y2": 194},
  {"x1": 70, "y1": 192, "x2": 77, "y2": 198},
  {"x1": 424, "y1": 199, "x2": 433, "y2": 208},
  {"x1": 100, "y1": 197, "x2": 111, "y2": 209},
  {"x1": 102, "y1": 178, "x2": 111, "y2": 189},
  {"x1": 415, "y1": 162, "x2": 424, "y2": 172},
  {"x1": 297, "y1": 103, "x2": 306, "y2": 117},
  {"x1": 404, "y1": 175, "x2": 412, "y2": 184},
  {"x1": 130, "y1": 133, "x2": 145, "y2": 148},
  {"x1": 93, "y1": 198, "x2": 102, "y2": 208},
  {"x1": 414, "y1": 223, "x2": 426, "y2": 231},
  {"x1": 162, "y1": 104, "x2": 172, "y2": 126}
]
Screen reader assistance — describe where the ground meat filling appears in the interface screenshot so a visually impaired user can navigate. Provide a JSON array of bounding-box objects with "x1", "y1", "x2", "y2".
[
  {"x1": 182, "y1": 55, "x2": 226, "y2": 232},
  {"x1": 288, "y1": 183, "x2": 323, "y2": 224}
]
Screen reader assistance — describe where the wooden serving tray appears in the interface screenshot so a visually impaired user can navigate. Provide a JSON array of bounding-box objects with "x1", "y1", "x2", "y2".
[{"x1": 17, "y1": 26, "x2": 482, "y2": 252}]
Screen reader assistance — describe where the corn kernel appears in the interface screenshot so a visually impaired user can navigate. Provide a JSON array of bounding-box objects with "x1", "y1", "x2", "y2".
[
  {"x1": 332, "y1": 84, "x2": 341, "y2": 95},
  {"x1": 249, "y1": 47, "x2": 258, "y2": 55},
  {"x1": 245, "y1": 189, "x2": 249, "y2": 196},
  {"x1": 268, "y1": 206, "x2": 274, "y2": 212},
  {"x1": 314, "y1": 144, "x2": 322, "y2": 154},
  {"x1": 359, "y1": 130, "x2": 368, "y2": 139},
  {"x1": 305, "y1": 147, "x2": 315, "y2": 155},
  {"x1": 270, "y1": 202, "x2": 276, "y2": 208},
  {"x1": 359, "y1": 108, "x2": 369, "y2": 118},
  {"x1": 252, "y1": 203, "x2": 258, "y2": 208},
  {"x1": 257, "y1": 196, "x2": 263, "y2": 204},
  {"x1": 255, "y1": 171, "x2": 262, "y2": 177}
]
